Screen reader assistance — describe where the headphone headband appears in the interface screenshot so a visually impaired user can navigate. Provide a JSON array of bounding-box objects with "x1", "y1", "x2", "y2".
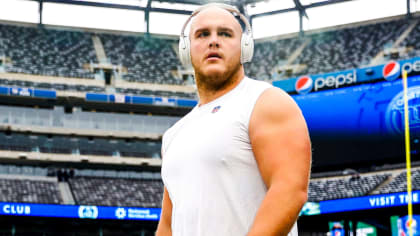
[
  {"x1": 178, "y1": 3, "x2": 254, "y2": 67},
  {"x1": 180, "y1": 3, "x2": 252, "y2": 39}
]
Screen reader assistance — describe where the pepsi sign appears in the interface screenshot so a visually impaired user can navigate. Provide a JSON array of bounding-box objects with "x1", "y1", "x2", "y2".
[
  {"x1": 313, "y1": 70, "x2": 356, "y2": 91},
  {"x1": 295, "y1": 76, "x2": 313, "y2": 95},
  {"x1": 273, "y1": 57, "x2": 420, "y2": 94},
  {"x1": 294, "y1": 70, "x2": 356, "y2": 94},
  {"x1": 383, "y1": 61, "x2": 401, "y2": 81},
  {"x1": 382, "y1": 59, "x2": 420, "y2": 82},
  {"x1": 402, "y1": 59, "x2": 420, "y2": 74}
]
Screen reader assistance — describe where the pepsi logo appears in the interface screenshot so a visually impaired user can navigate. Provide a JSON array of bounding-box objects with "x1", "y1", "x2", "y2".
[
  {"x1": 405, "y1": 218, "x2": 417, "y2": 231},
  {"x1": 295, "y1": 76, "x2": 313, "y2": 95},
  {"x1": 383, "y1": 61, "x2": 401, "y2": 81}
]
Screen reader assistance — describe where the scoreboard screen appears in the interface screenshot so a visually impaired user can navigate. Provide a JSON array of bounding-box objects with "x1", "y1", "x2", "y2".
[{"x1": 293, "y1": 75, "x2": 420, "y2": 169}]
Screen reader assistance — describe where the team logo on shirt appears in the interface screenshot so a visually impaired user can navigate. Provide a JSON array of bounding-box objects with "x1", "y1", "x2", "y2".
[{"x1": 212, "y1": 105, "x2": 221, "y2": 113}]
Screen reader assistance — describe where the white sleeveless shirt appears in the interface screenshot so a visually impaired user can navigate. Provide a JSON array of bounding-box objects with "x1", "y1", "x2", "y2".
[{"x1": 161, "y1": 77, "x2": 298, "y2": 236}]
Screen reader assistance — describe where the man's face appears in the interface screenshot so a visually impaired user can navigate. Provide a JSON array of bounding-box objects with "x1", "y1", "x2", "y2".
[{"x1": 189, "y1": 7, "x2": 243, "y2": 84}]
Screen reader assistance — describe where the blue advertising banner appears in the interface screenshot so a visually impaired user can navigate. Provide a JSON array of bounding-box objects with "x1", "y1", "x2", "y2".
[
  {"x1": 0, "y1": 202, "x2": 161, "y2": 221},
  {"x1": 177, "y1": 98, "x2": 198, "y2": 107},
  {"x1": 273, "y1": 69, "x2": 356, "y2": 94},
  {"x1": 0, "y1": 86, "x2": 9, "y2": 95},
  {"x1": 153, "y1": 97, "x2": 177, "y2": 106},
  {"x1": 273, "y1": 57, "x2": 420, "y2": 94},
  {"x1": 299, "y1": 191, "x2": 420, "y2": 216},
  {"x1": 0, "y1": 86, "x2": 56, "y2": 99},
  {"x1": 33, "y1": 89, "x2": 56, "y2": 99},
  {"x1": 131, "y1": 95, "x2": 154, "y2": 105},
  {"x1": 319, "y1": 191, "x2": 420, "y2": 214},
  {"x1": 2, "y1": 191, "x2": 418, "y2": 220},
  {"x1": 86, "y1": 93, "x2": 109, "y2": 102},
  {"x1": 85, "y1": 93, "x2": 196, "y2": 107},
  {"x1": 10, "y1": 87, "x2": 33, "y2": 97}
]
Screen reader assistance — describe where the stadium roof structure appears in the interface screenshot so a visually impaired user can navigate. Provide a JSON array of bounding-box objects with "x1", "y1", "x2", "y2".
[
  {"x1": 160, "y1": 0, "x2": 266, "y2": 5},
  {"x1": 27, "y1": 0, "x2": 413, "y2": 35},
  {"x1": 31, "y1": 0, "x2": 357, "y2": 16}
]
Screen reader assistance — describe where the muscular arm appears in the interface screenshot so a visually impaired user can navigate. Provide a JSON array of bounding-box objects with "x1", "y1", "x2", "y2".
[
  {"x1": 155, "y1": 187, "x2": 172, "y2": 236},
  {"x1": 247, "y1": 88, "x2": 311, "y2": 236}
]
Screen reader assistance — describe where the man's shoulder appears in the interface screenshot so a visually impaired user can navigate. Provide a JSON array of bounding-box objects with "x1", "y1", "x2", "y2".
[
  {"x1": 245, "y1": 77, "x2": 291, "y2": 108},
  {"x1": 245, "y1": 77, "x2": 273, "y2": 89},
  {"x1": 253, "y1": 86, "x2": 302, "y2": 121}
]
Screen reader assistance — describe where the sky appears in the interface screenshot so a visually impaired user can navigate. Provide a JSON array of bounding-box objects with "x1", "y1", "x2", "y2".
[{"x1": 0, "y1": 0, "x2": 418, "y2": 39}]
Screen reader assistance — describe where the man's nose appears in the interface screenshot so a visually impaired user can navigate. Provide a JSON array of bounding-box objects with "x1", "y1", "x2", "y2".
[{"x1": 209, "y1": 33, "x2": 220, "y2": 48}]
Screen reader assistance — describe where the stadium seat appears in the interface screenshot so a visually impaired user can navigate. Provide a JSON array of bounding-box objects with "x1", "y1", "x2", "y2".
[{"x1": 0, "y1": 24, "x2": 97, "y2": 79}]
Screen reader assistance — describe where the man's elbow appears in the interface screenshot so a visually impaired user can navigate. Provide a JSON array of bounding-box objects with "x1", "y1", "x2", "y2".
[
  {"x1": 270, "y1": 180, "x2": 308, "y2": 209},
  {"x1": 296, "y1": 189, "x2": 308, "y2": 210},
  {"x1": 155, "y1": 225, "x2": 172, "y2": 236}
]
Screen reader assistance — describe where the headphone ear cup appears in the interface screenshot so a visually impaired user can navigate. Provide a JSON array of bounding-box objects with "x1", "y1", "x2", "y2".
[
  {"x1": 179, "y1": 35, "x2": 192, "y2": 67},
  {"x1": 240, "y1": 33, "x2": 254, "y2": 64}
]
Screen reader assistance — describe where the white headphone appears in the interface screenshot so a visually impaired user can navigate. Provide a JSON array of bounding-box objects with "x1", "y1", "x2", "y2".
[{"x1": 178, "y1": 3, "x2": 254, "y2": 68}]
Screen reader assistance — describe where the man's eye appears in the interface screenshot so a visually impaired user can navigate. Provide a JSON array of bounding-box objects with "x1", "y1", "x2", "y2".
[
  {"x1": 219, "y1": 32, "x2": 232, "y2": 37},
  {"x1": 197, "y1": 32, "x2": 209, "y2": 38}
]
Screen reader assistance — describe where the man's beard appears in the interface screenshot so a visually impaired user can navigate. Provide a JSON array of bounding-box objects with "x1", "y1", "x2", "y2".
[{"x1": 193, "y1": 60, "x2": 242, "y2": 93}]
